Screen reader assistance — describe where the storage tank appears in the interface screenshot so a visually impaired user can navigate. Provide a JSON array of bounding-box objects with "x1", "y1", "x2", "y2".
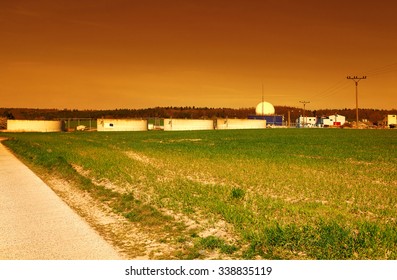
[
  {"x1": 255, "y1": 101, "x2": 275, "y2": 115},
  {"x1": 216, "y1": 119, "x2": 266, "y2": 130},
  {"x1": 97, "y1": 119, "x2": 148, "y2": 131},
  {"x1": 163, "y1": 119, "x2": 214, "y2": 131},
  {"x1": 7, "y1": 120, "x2": 63, "y2": 132}
]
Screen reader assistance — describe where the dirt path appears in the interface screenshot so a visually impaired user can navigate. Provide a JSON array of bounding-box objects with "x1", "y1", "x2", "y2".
[{"x1": 0, "y1": 139, "x2": 123, "y2": 259}]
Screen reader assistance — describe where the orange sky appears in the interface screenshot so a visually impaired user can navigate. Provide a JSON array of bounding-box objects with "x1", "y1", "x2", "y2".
[{"x1": 1, "y1": 0, "x2": 396, "y2": 110}]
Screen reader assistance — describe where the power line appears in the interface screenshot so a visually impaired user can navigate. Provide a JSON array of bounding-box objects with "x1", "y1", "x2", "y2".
[
  {"x1": 361, "y1": 62, "x2": 397, "y2": 77},
  {"x1": 309, "y1": 79, "x2": 351, "y2": 101},
  {"x1": 308, "y1": 62, "x2": 397, "y2": 103}
]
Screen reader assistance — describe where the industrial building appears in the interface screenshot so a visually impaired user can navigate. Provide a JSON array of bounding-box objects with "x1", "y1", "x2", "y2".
[
  {"x1": 295, "y1": 114, "x2": 346, "y2": 128},
  {"x1": 296, "y1": 116, "x2": 317, "y2": 128},
  {"x1": 316, "y1": 114, "x2": 346, "y2": 127}
]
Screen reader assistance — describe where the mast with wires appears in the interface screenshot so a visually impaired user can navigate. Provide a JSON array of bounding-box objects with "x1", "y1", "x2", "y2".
[
  {"x1": 299, "y1": 101, "x2": 310, "y2": 127},
  {"x1": 261, "y1": 83, "x2": 264, "y2": 116},
  {"x1": 347, "y1": 76, "x2": 367, "y2": 129}
]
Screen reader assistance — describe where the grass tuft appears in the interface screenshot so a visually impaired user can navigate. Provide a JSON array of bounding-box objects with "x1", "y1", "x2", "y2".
[
  {"x1": 199, "y1": 236, "x2": 238, "y2": 254},
  {"x1": 231, "y1": 188, "x2": 245, "y2": 199}
]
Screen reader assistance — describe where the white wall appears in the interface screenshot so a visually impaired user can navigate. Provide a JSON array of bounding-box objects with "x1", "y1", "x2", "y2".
[
  {"x1": 97, "y1": 119, "x2": 148, "y2": 131},
  {"x1": 216, "y1": 119, "x2": 266, "y2": 130},
  {"x1": 163, "y1": 119, "x2": 214, "y2": 131},
  {"x1": 7, "y1": 120, "x2": 63, "y2": 132}
]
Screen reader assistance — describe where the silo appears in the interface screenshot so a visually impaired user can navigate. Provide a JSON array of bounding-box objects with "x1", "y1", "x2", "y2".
[
  {"x1": 216, "y1": 118, "x2": 266, "y2": 130},
  {"x1": 97, "y1": 119, "x2": 148, "y2": 131},
  {"x1": 7, "y1": 120, "x2": 63, "y2": 132},
  {"x1": 163, "y1": 119, "x2": 214, "y2": 131}
]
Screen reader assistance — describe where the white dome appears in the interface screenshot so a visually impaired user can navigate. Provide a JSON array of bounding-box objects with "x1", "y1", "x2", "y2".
[{"x1": 255, "y1": 101, "x2": 275, "y2": 115}]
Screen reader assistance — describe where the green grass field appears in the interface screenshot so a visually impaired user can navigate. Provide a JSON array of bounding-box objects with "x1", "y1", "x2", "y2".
[{"x1": 1, "y1": 129, "x2": 396, "y2": 259}]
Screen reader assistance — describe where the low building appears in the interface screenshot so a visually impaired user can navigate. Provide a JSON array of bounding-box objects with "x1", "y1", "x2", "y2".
[
  {"x1": 296, "y1": 116, "x2": 317, "y2": 128},
  {"x1": 382, "y1": 114, "x2": 396, "y2": 128},
  {"x1": 294, "y1": 114, "x2": 346, "y2": 128},
  {"x1": 248, "y1": 115, "x2": 283, "y2": 126},
  {"x1": 316, "y1": 114, "x2": 346, "y2": 127}
]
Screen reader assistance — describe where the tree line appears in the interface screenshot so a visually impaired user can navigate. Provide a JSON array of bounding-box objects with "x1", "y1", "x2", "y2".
[{"x1": 1, "y1": 106, "x2": 395, "y2": 124}]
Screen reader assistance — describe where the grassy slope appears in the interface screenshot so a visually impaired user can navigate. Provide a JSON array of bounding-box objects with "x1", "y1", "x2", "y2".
[{"x1": 1, "y1": 129, "x2": 396, "y2": 259}]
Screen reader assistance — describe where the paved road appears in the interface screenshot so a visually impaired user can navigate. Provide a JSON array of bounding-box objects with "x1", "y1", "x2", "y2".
[{"x1": 0, "y1": 139, "x2": 122, "y2": 259}]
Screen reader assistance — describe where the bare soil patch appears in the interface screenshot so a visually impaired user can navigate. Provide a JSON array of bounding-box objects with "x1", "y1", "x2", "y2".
[
  {"x1": 46, "y1": 172, "x2": 240, "y2": 259},
  {"x1": 46, "y1": 176, "x2": 186, "y2": 259},
  {"x1": 71, "y1": 163, "x2": 126, "y2": 194},
  {"x1": 124, "y1": 150, "x2": 161, "y2": 167}
]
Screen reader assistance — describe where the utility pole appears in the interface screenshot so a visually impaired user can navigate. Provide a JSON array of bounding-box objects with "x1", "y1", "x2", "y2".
[
  {"x1": 261, "y1": 83, "x2": 264, "y2": 116},
  {"x1": 347, "y1": 76, "x2": 367, "y2": 129},
  {"x1": 287, "y1": 110, "x2": 291, "y2": 127},
  {"x1": 299, "y1": 101, "x2": 310, "y2": 127}
]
